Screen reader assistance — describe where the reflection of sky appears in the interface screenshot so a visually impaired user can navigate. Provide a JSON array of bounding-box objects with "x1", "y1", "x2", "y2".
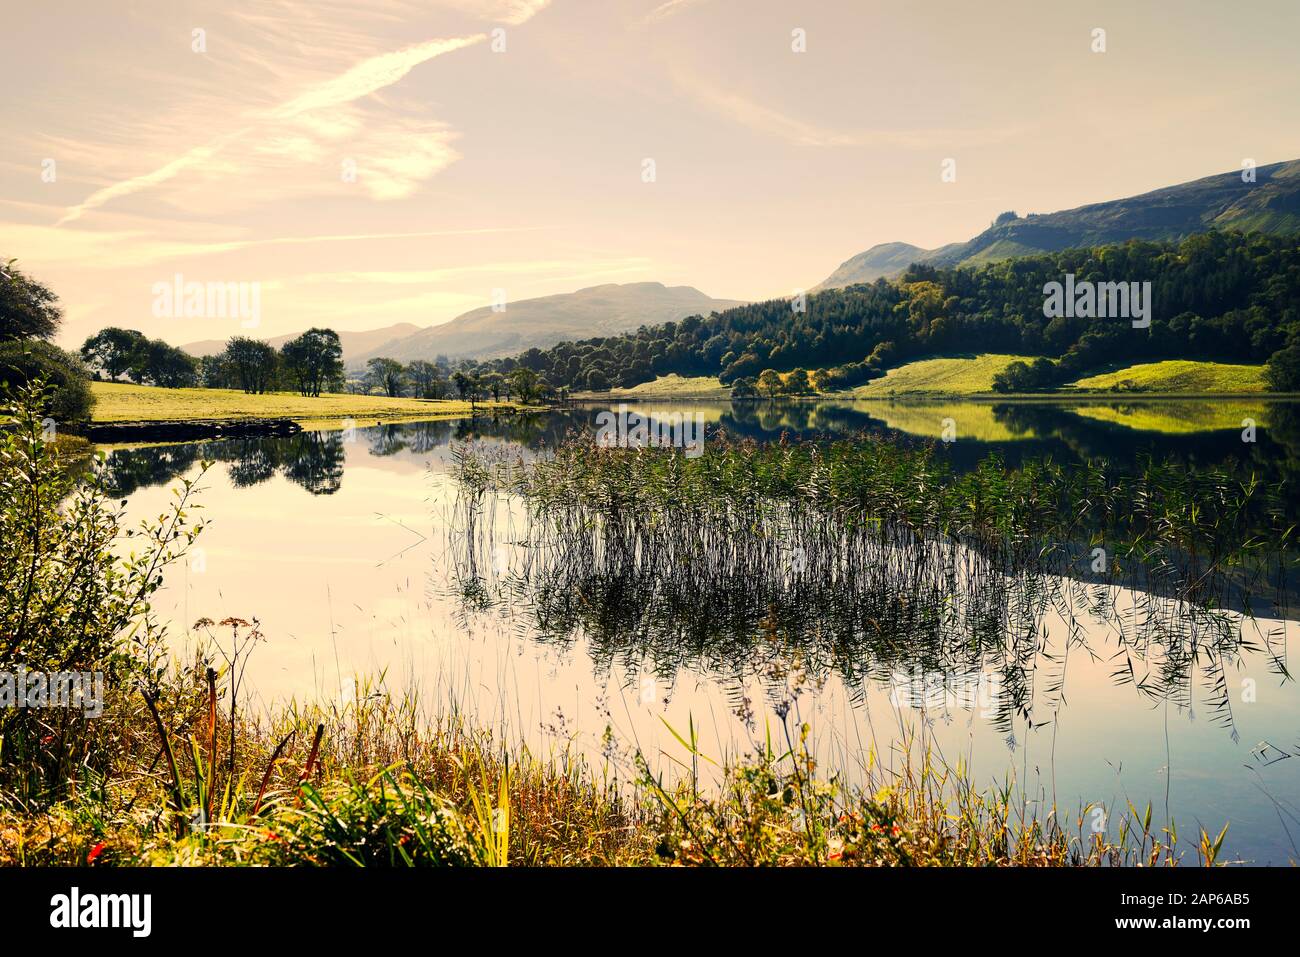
[{"x1": 116, "y1": 420, "x2": 1300, "y2": 864}]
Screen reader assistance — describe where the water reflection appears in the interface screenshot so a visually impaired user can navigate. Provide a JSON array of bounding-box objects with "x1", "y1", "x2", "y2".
[
  {"x1": 447, "y1": 463, "x2": 1293, "y2": 743},
  {"x1": 106, "y1": 400, "x2": 1300, "y2": 863},
  {"x1": 101, "y1": 398, "x2": 1300, "y2": 499}
]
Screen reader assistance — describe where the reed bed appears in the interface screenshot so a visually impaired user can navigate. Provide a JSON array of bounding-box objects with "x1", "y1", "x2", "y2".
[{"x1": 447, "y1": 432, "x2": 1295, "y2": 748}]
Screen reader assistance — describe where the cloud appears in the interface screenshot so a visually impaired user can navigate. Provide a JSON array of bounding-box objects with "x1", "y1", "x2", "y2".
[
  {"x1": 55, "y1": 33, "x2": 484, "y2": 225},
  {"x1": 441, "y1": 0, "x2": 552, "y2": 26},
  {"x1": 674, "y1": 66, "x2": 1019, "y2": 149},
  {"x1": 288, "y1": 256, "x2": 654, "y2": 285},
  {"x1": 54, "y1": 128, "x2": 252, "y2": 225},
  {"x1": 636, "y1": 0, "x2": 707, "y2": 28},
  {"x1": 3, "y1": 220, "x2": 559, "y2": 270},
  {"x1": 268, "y1": 36, "x2": 481, "y2": 120}
]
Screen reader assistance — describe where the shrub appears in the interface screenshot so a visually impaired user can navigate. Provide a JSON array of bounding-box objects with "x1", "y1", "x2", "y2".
[
  {"x1": 1265, "y1": 341, "x2": 1300, "y2": 392},
  {"x1": 0, "y1": 340, "x2": 94, "y2": 425},
  {"x1": 0, "y1": 380, "x2": 203, "y2": 803}
]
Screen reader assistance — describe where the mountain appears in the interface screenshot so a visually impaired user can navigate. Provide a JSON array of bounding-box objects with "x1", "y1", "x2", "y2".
[
  {"x1": 352, "y1": 282, "x2": 744, "y2": 365},
  {"x1": 181, "y1": 323, "x2": 420, "y2": 365},
  {"x1": 814, "y1": 241, "x2": 942, "y2": 290},
  {"x1": 815, "y1": 158, "x2": 1300, "y2": 290}
]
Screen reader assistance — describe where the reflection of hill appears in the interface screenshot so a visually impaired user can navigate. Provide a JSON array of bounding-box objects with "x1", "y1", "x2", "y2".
[
  {"x1": 854, "y1": 401, "x2": 1035, "y2": 442},
  {"x1": 1065, "y1": 401, "x2": 1270, "y2": 434}
]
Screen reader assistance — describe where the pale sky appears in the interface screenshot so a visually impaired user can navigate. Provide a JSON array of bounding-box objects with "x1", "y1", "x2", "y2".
[{"x1": 2, "y1": 0, "x2": 1298, "y2": 349}]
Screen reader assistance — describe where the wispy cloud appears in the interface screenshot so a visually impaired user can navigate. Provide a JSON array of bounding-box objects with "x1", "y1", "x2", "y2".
[
  {"x1": 674, "y1": 65, "x2": 1018, "y2": 149},
  {"x1": 289, "y1": 256, "x2": 654, "y2": 285},
  {"x1": 55, "y1": 34, "x2": 484, "y2": 225},
  {"x1": 636, "y1": 0, "x2": 707, "y2": 28},
  {"x1": 268, "y1": 36, "x2": 481, "y2": 120},
  {"x1": 442, "y1": 0, "x2": 552, "y2": 26},
  {"x1": 4, "y1": 221, "x2": 559, "y2": 270}
]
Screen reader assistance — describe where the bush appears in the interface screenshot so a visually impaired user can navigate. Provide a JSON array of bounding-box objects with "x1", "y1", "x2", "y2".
[
  {"x1": 0, "y1": 380, "x2": 203, "y2": 803},
  {"x1": 0, "y1": 340, "x2": 94, "y2": 426},
  {"x1": 1265, "y1": 341, "x2": 1300, "y2": 392}
]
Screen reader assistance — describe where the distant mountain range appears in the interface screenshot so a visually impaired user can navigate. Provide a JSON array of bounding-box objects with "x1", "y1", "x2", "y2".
[
  {"x1": 182, "y1": 283, "x2": 742, "y2": 367},
  {"x1": 352, "y1": 282, "x2": 743, "y2": 366},
  {"x1": 182, "y1": 323, "x2": 420, "y2": 365},
  {"x1": 814, "y1": 158, "x2": 1300, "y2": 290},
  {"x1": 180, "y1": 160, "x2": 1300, "y2": 369}
]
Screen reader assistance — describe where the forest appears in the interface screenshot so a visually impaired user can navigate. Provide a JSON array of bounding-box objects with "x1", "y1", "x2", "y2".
[{"x1": 458, "y1": 230, "x2": 1300, "y2": 394}]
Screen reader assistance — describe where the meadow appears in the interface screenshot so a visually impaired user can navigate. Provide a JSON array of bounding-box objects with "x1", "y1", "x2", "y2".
[{"x1": 88, "y1": 381, "x2": 517, "y2": 425}]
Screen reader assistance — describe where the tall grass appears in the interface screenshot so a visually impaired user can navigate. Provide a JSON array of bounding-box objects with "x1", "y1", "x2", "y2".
[
  {"x1": 448, "y1": 434, "x2": 1294, "y2": 740},
  {"x1": 0, "y1": 662, "x2": 1225, "y2": 867}
]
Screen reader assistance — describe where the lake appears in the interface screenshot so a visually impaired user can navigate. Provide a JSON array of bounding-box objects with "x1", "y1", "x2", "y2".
[{"x1": 103, "y1": 397, "x2": 1300, "y2": 864}]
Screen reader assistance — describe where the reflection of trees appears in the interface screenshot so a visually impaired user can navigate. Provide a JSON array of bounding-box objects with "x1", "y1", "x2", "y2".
[
  {"x1": 101, "y1": 399, "x2": 1300, "y2": 502},
  {"x1": 225, "y1": 441, "x2": 278, "y2": 488},
  {"x1": 281, "y1": 432, "x2": 345, "y2": 494},
  {"x1": 367, "y1": 425, "x2": 411, "y2": 458},
  {"x1": 101, "y1": 444, "x2": 203, "y2": 496},
  {"x1": 104, "y1": 430, "x2": 347, "y2": 496}
]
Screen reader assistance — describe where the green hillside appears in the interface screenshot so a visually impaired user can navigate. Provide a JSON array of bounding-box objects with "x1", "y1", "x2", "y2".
[
  {"x1": 590, "y1": 374, "x2": 729, "y2": 398},
  {"x1": 852, "y1": 355, "x2": 1038, "y2": 396},
  {"x1": 1068, "y1": 360, "x2": 1269, "y2": 394}
]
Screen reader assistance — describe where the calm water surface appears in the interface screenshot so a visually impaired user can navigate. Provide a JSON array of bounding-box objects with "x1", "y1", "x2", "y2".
[{"x1": 106, "y1": 398, "x2": 1300, "y2": 863}]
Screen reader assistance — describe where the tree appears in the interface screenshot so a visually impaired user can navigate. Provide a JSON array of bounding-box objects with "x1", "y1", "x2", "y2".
[
  {"x1": 0, "y1": 261, "x2": 62, "y2": 342},
  {"x1": 131, "y1": 338, "x2": 198, "y2": 388},
  {"x1": 451, "y1": 370, "x2": 473, "y2": 401},
  {"x1": 366, "y1": 357, "x2": 406, "y2": 398},
  {"x1": 198, "y1": 354, "x2": 228, "y2": 389},
  {"x1": 584, "y1": 368, "x2": 610, "y2": 391},
  {"x1": 509, "y1": 367, "x2": 541, "y2": 404},
  {"x1": 406, "y1": 360, "x2": 442, "y2": 399},
  {"x1": 784, "y1": 368, "x2": 812, "y2": 395},
  {"x1": 280, "y1": 328, "x2": 343, "y2": 397},
  {"x1": 80, "y1": 328, "x2": 146, "y2": 381},
  {"x1": 730, "y1": 376, "x2": 757, "y2": 399},
  {"x1": 757, "y1": 369, "x2": 783, "y2": 398},
  {"x1": 222, "y1": 337, "x2": 279, "y2": 394},
  {"x1": 1, "y1": 265, "x2": 91, "y2": 420},
  {"x1": 1266, "y1": 342, "x2": 1300, "y2": 392}
]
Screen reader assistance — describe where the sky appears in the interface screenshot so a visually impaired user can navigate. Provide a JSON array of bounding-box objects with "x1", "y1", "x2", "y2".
[{"x1": 2, "y1": 0, "x2": 1299, "y2": 349}]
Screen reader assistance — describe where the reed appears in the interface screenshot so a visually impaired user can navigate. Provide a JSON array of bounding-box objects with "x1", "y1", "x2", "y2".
[{"x1": 448, "y1": 434, "x2": 1295, "y2": 741}]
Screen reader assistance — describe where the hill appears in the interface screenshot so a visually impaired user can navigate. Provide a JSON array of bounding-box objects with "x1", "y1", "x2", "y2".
[
  {"x1": 816, "y1": 158, "x2": 1300, "y2": 289},
  {"x1": 851, "y1": 354, "x2": 1038, "y2": 396},
  {"x1": 354, "y1": 283, "x2": 742, "y2": 366},
  {"x1": 1067, "y1": 359, "x2": 1269, "y2": 394},
  {"x1": 181, "y1": 323, "x2": 420, "y2": 365}
]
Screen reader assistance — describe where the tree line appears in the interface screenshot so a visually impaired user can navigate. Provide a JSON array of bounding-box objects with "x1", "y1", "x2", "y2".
[
  {"x1": 78, "y1": 323, "x2": 556, "y2": 405},
  {"x1": 448, "y1": 230, "x2": 1300, "y2": 394}
]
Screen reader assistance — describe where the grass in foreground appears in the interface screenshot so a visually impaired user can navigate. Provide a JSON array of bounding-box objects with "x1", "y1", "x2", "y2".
[
  {"x1": 0, "y1": 663, "x2": 1205, "y2": 868},
  {"x1": 88, "y1": 381, "x2": 521, "y2": 424}
]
